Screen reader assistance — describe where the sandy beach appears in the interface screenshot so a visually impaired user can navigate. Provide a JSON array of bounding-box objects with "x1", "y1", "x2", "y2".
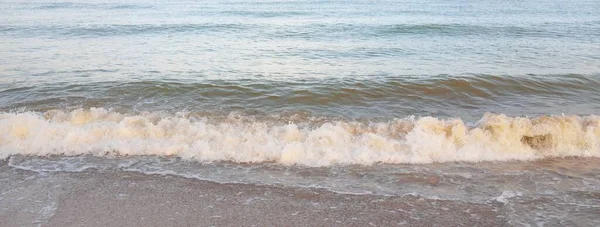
[{"x1": 0, "y1": 160, "x2": 510, "y2": 227}]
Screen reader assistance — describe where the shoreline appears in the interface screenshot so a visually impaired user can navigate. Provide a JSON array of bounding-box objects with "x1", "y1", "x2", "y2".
[{"x1": 0, "y1": 161, "x2": 508, "y2": 227}]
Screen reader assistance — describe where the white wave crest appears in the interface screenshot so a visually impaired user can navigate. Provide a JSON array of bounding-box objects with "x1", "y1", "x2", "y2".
[{"x1": 1, "y1": 108, "x2": 599, "y2": 166}]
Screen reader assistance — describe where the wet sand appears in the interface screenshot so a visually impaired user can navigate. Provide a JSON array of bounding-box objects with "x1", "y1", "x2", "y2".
[{"x1": 0, "y1": 161, "x2": 509, "y2": 227}]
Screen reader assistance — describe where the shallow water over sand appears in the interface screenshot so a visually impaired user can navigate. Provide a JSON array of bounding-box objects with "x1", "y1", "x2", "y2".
[{"x1": 3, "y1": 157, "x2": 600, "y2": 226}]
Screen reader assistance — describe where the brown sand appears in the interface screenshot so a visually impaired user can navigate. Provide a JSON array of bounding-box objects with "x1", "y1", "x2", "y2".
[{"x1": 0, "y1": 161, "x2": 508, "y2": 227}]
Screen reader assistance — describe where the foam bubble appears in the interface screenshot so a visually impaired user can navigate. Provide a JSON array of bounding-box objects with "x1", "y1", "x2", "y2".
[{"x1": 1, "y1": 108, "x2": 599, "y2": 166}]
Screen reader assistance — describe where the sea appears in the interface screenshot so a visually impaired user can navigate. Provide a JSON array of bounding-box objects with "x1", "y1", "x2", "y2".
[{"x1": 1, "y1": 0, "x2": 600, "y2": 226}]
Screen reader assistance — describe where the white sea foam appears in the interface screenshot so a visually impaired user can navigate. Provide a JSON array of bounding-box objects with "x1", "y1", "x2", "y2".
[
  {"x1": 495, "y1": 191, "x2": 522, "y2": 204},
  {"x1": 1, "y1": 108, "x2": 599, "y2": 166}
]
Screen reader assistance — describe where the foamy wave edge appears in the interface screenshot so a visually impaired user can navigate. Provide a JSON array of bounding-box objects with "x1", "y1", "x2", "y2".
[{"x1": 1, "y1": 108, "x2": 599, "y2": 166}]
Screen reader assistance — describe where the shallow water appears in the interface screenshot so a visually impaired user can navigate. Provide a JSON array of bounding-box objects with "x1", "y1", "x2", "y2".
[
  {"x1": 5, "y1": 155, "x2": 600, "y2": 226},
  {"x1": 2, "y1": 0, "x2": 600, "y2": 120}
]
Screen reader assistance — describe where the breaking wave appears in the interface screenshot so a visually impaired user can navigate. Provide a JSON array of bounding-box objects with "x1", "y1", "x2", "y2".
[{"x1": 1, "y1": 108, "x2": 599, "y2": 166}]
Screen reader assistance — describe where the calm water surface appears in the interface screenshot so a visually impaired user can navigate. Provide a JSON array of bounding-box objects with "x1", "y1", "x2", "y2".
[{"x1": 1, "y1": 0, "x2": 599, "y2": 119}]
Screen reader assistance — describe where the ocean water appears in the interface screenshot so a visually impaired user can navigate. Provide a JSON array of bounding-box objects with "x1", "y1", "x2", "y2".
[{"x1": 1, "y1": 0, "x2": 600, "y2": 225}]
